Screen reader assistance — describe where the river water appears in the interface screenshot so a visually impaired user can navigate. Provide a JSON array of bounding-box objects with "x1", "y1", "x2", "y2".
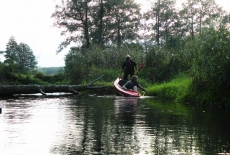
[{"x1": 0, "y1": 95, "x2": 230, "y2": 155}]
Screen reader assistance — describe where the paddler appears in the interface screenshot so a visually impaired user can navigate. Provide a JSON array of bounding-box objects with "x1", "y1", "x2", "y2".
[
  {"x1": 122, "y1": 75, "x2": 146, "y2": 92},
  {"x1": 119, "y1": 54, "x2": 138, "y2": 80}
]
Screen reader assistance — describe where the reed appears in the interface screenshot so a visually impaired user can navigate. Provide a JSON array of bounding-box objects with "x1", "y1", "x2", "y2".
[{"x1": 146, "y1": 74, "x2": 191, "y2": 102}]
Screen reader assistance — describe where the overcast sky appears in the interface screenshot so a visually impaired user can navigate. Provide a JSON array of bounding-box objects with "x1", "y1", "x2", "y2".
[
  {"x1": 0, "y1": 0, "x2": 229, "y2": 67},
  {"x1": 0, "y1": 0, "x2": 68, "y2": 67}
]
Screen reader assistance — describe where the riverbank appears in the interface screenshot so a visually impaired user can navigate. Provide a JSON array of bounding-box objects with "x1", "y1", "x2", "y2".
[
  {"x1": 0, "y1": 74, "x2": 190, "y2": 102},
  {"x1": 1, "y1": 72, "x2": 228, "y2": 107},
  {"x1": 93, "y1": 75, "x2": 191, "y2": 102},
  {"x1": 146, "y1": 75, "x2": 191, "y2": 102}
]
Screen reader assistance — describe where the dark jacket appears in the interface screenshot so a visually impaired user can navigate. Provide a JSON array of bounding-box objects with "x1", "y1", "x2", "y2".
[
  {"x1": 122, "y1": 80, "x2": 146, "y2": 91},
  {"x1": 122, "y1": 59, "x2": 137, "y2": 72}
]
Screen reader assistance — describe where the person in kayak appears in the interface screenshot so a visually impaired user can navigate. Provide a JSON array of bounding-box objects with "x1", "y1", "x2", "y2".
[
  {"x1": 122, "y1": 75, "x2": 146, "y2": 92},
  {"x1": 119, "y1": 54, "x2": 138, "y2": 80}
]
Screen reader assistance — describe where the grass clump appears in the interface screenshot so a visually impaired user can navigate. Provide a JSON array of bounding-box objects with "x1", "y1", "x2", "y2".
[{"x1": 146, "y1": 74, "x2": 191, "y2": 102}]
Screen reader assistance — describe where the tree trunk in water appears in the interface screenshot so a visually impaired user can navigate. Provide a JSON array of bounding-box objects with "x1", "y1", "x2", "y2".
[{"x1": 0, "y1": 75, "x2": 105, "y2": 95}]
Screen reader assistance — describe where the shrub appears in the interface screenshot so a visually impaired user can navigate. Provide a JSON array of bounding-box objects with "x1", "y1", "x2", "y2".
[{"x1": 187, "y1": 27, "x2": 230, "y2": 106}]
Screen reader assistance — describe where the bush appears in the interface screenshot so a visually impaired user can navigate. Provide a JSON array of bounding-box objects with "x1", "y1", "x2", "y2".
[
  {"x1": 186, "y1": 27, "x2": 230, "y2": 106},
  {"x1": 34, "y1": 72, "x2": 65, "y2": 84},
  {"x1": 64, "y1": 44, "x2": 146, "y2": 84},
  {"x1": 145, "y1": 45, "x2": 191, "y2": 83},
  {"x1": 12, "y1": 73, "x2": 48, "y2": 85}
]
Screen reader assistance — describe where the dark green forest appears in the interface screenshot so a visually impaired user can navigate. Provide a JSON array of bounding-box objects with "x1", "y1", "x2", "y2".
[{"x1": 1, "y1": 0, "x2": 230, "y2": 106}]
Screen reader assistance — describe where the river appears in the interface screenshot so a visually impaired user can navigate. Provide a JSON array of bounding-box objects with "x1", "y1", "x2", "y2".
[{"x1": 0, "y1": 95, "x2": 230, "y2": 155}]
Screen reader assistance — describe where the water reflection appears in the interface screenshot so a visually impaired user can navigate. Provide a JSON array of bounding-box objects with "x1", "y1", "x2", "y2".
[
  {"x1": 114, "y1": 97, "x2": 138, "y2": 126},
  {"x1": 0, "y1": 96, "x2": 230, "y2": 154}
]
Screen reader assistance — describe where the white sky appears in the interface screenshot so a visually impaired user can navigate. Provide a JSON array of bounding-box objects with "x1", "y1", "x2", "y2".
[
  {"x1": 0, "y1": 0, "x2": 68, "y2": 67},
  {"x1": 0, "y1": 0, "x2": 229, "y2": 67}
]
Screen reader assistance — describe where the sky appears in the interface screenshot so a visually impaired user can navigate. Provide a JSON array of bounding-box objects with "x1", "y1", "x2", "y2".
[
  {"x1": 0, "y1": 0, "x2": 67, "y2": 67},
  {"x1": 0, "y1": 0, "x2": 230, "y2": 67}
]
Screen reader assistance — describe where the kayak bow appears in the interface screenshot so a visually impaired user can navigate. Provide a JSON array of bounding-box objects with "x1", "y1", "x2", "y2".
[{"x1": 113, "y1": 77, "x2": 141, "y2": 97}]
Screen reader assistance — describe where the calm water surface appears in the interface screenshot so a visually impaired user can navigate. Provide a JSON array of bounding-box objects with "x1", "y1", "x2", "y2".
[{"x1": 0, "y1": 95, "x2": 230, "y2": 155}]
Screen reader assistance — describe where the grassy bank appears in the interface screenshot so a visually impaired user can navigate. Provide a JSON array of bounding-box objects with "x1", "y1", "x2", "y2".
[
  {"x1": 94, "y1": 72, "x2": 192, "y2": 103},
  {"x1": 0, "y1": 69, "x2": 191, "y2": 103},
  {"x1": 146, "y1": 74, "x2": 191, "y2": 102}
]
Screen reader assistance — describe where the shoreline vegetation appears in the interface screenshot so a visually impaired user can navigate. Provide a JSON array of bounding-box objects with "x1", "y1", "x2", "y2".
[
  {"x1": 1, "y1": 0, "x2": 230, "y2": 107},
  {"x1": 1, "y1": 27, "x2": 230, "y2": 107},
  {"x1": 0, "y1": 71, "x2": 190, "y2": 100}
]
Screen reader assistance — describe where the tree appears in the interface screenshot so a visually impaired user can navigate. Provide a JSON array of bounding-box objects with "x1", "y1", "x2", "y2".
[
  {"x1": 195, "y1": 0, "x2": 223, "y2": 33},
  {"x1": 52, "y1": 0, "x2": 95, "y2": 52},
  {"x1": 3, "y1": 37, "x2": 37, "y2": 73},
  {"x1": 4, "y1": 36, "x2": 19, "y2": 66},
  {"x1": 52, "y1": 0, "x2": 141, "y2": 52},
  {"x1": 179, "y1": 0, "x2": 224, "y2": 39},
  {"x1": 17, "y1": 43, "x2": 37, "y2": 72},
  {"x1": 90, "y1": 0, "x2": 105, "y2": 46},
  {"x1": 0, "y1": 48, "x2": 4, "y2": 63},
  {"x1": 64, "y1": 47, "x2": 87, "y2": 84},
  {"x1": 221, "y1": 13, "x2": 230, "y2": 29},
  {"x1": 101, "y1": 0, "x2": 141, "y2": 47},
  {"x1": 143, "y1": 0, "x2": 177, "y2": 46}
]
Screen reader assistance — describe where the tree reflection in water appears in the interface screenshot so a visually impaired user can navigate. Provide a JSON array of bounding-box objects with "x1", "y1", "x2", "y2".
[{"x1": 1, "y1": 96, "x2": 230, "y2": 155}]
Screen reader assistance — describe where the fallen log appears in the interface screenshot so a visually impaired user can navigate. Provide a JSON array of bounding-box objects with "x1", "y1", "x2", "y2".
[{"x1": 0, "y1": 75, "x2": 105, "y2": 95}]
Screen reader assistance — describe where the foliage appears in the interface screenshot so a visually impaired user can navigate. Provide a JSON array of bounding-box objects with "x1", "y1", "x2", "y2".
[
  {"x1": 0, "y1": 63, "x2": 14, "y2": 84},
  {"x1": 17, "y1": 43, "x2": 37, "y2": 72},
  {"x1": 52, "y1": 0, "x2": 94, "y2": 49},
  {"x1": 91, "y1": 69, "x2": 119, "y2": 82},
  {"x1": 221, "y1": 13, "x2": 230, "y2": 29},
  {"x1": 4, "y1": 37, "x2": 18, "y2": 65},
  {"x1": 10, "y1": 73, "x2": 48, "y2": 85},
  {"x1": 34, "y1": 71, "x2": 66, "y2": 84},
  {"x1": 3, "y1": 37, "x2": 37, "y2": 73},
  {"x1": 179, "y1": 0, "x2": 223, "y2": 38},
  {"x1": 52, "y1": 0, "x2": 141, "y2": 52},
  {"x1": 98, "y1": 0, "x2": 141, "y2": 47},
  {"x1": 0, "y1": 71, "x2": 48, "y2": 85},
  {"x1": 37, "y1": 67, "x2": 64, "y2": 75},
  {"x1": 146, "y1": 74, "x2": 191, "y2": 101},
  {"x1": 145, "y1": 45, "x2": 191, "y2": 82},
  {"x1": 143, "y1": 0, "x2": 178, "y2": 45},
  {"x1": 0, "y1": 65, "x2": 67, "y2": 85},
  {"x1": 64, "y1": 44, "x2": 145, "y2": 84},
  {"x1": 185, "y1": 27, "x2": 230, "y2": 106}
]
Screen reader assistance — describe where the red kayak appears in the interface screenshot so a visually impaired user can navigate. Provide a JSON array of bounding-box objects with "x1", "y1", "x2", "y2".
[{"x1": 113, "y1": 77, "x2": 141, "y2": 97}]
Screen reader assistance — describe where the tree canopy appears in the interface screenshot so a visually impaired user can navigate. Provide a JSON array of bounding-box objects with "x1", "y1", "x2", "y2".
[
  {"x1": 52, "y1": 0, "x2": 141, "y2": 52},
  {"x1": 3, "y1": 36, "x2": 37, "y2": 73},
  {"x1": 52, "y1": 0, "x2": 229, "y2": 52}
]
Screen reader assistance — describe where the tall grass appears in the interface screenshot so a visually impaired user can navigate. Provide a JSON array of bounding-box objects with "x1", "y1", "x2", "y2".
[
  {"x1": 64, "y1": 44, "x2": 146, "y2": 84},
  {"x1": 186, "y1": 27, "x2": 230, "y2": 106},
  {"x1": 146, "y1": 74, "x2": 191, "y2": 102}
]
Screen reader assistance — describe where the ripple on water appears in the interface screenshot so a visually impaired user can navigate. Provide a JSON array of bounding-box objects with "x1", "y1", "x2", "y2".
[{"x1": 0, "y1": 97, "x2": 230, "y2": 155}]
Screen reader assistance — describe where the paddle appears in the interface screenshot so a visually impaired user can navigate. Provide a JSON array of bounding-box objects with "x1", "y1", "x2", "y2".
[
  {"x1": 136, "y1": 62, "x2": 146, "y2": 96},
  {"x1": 138, "y1": 62, "x2": 145, "y2": 72}
]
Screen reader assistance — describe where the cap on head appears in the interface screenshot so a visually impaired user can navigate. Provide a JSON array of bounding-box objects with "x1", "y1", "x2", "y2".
[{"x1": 126, "y1": 54, "x2": 130, "y2": 61}]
